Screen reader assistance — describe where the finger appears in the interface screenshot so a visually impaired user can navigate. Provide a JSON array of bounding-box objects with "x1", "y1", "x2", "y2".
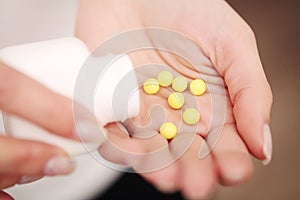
[
  {"x1": 98, "y1": 123, "x2": 146, "y2": 167},
  {"x1": 100, "y1": 123, "x2": 180, "y2": 192},
  {"x1": 141, "y1": 162, "x2": 179, "y2": 193},
  {"x1": 0, "y1": 191, "x2": 14, "y2": 200},
  {"x1": 0, "y1": 136, "x2": 75, "y2": 176},
  {"x1": 0, "y1": 175, "x2": 19, "y2": 189},
  {"x1": 17, "y1": 175, "x2": 43, "y2": 185},
  {"x1": 178, "y1": 135, "x2": 217, "y2": 200},
  {"x1": 209, "y1": 124, "x2": 253, "y2": 185},
  {"x1": 137, "y1": 135, "x2": 179, "y2": 193},
  {"x1": 0, "y1": 62, "x2": 75, "y2": 139},
  {"x1": 214, "y1": 27, "x2": 273, "y2": 164},
  {"x1": 101, "y1": 122, "x2": 172, "y2": 172}
]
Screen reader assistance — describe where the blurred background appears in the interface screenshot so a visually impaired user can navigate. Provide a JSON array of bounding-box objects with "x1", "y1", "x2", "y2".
[
  {"x1": 0, "y1": 0, "x2": 299, "y2": 199},
  {"x1": 216, "y1": 0, "x2": 300, "y2": 199}
]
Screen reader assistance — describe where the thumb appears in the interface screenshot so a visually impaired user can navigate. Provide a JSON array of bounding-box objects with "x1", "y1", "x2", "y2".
[
  {"x1": 215, "y1": 28, "x2": 273, "y2": 165},
  {"x1": 0, "y1": 136, "x2": 75, "y2": 176}
]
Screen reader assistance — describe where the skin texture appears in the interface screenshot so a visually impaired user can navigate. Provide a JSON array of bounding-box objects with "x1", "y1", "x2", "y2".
[
  {"x1": 0, "y1": 62, "x2": 76, "y2": 199},
  {"x1": 76, "y1": 0, "x2": 273, "y2": 199}
]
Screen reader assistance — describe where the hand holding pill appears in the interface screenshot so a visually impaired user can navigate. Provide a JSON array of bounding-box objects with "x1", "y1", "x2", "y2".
[
  {"x1": 143, "y1": 70, "x2": 205, "y2": 140},
  {"x1": 98, "y1": 59, "x2": 231, "y2": 170},
  {"x1": 78, "y1": 0, "x2": 273, "y2": 198}
]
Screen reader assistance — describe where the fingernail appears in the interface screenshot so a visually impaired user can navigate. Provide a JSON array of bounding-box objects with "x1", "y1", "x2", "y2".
[
  {"x1": 74, "y1": 119, "x2": 106, "y2": 143},
  {"x1": 44, "y1": 157, "x2": 75, "y2": 176},
  {"x1": 18, "y1": 176, "x2": 42, "y2": 184},
  {"x1": 262, "y1": 124, "x2": 273, "y2": 166}
]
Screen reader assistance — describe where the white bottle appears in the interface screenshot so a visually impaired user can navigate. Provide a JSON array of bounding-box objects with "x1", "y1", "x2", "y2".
[{"x1": 0, "y1": 37, "x2": 140, "y2": 155}]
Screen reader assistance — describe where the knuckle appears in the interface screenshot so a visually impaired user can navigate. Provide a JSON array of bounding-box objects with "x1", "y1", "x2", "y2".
[
  {"x1": 266, "y1": 82, "x2": 274, "y2": 113},
  {"x1": 234, "y1": 21, "x2": 257, "y2": 45},
  {"x1": 13, "y1": 145, "x2": 34, "y2": 163},
  {"x1": 243, "y1": 22, "x2": 256, "y2": 39},
  {"x1": 13, "y1": 143, "x2": 46, "y2": 164},
  {"x1": 230, "y1": 19, "x2": 257, "y2": 45},
  {"x1": 267, "y1": 83, "x2": 274, "y2": 102}
]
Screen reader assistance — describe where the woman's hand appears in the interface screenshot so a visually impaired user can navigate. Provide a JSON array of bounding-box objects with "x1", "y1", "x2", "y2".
[
  {"x1": 76, "y1": 0, "x2": 273, "y2": 199},
  {"x1": 0, "y1": 62, "x2": 76, "y2": 199}
]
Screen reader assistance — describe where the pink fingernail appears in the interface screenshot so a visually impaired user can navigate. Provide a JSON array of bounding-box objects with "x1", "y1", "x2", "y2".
[
  {"x1": 262, "y1": 124, "x2": 273, "y2": 166},
  {"x1": 18, "y1": 176, "x2": 42, "y2": 184},
  {"x1": 44, "y1": 157, "x2": 75, "y2": 176}
]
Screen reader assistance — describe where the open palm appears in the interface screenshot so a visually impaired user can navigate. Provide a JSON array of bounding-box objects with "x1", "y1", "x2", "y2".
[{"x1": 76, "y1": 0, "x2": 272, "y2": 199}]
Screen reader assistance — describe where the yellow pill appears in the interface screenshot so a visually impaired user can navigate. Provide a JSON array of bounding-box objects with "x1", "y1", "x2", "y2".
[
  {"x1": 157, "y1": 71, "x2": 174, "y2": 87},
  {"x1": 168, "y1": 92, "x2": 185, "y2": 109},
  {"x1": 183, "y1": 108, "x2": 201, "y2": 125},
  {"x1": 160, "y1": 122, "x2": 177, "y2": 139},
  {"x1": 190, "y1": 79, "x2": 206, "y2": 96},
  {"x1": 143, "y1": 78, "x2": 160, "y2": 95},
  {"x1": 172, "y1": 76, "x2": 188, "y2": 92}
]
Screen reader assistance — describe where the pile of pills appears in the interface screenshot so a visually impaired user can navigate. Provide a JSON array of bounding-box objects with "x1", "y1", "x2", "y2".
[{"x1": 143, "y1": 70, "x2": 206, "y2": 140}]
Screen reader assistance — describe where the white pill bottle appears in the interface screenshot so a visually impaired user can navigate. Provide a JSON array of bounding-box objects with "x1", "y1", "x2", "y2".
[
  {"x1": 0, "y1": 37, "x2": 140, "y2": 155},
  {"x1": 0, "y1": 37, "x2": 140, "y2": 199}
]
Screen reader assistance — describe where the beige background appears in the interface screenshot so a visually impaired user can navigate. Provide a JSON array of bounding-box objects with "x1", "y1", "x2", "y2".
[
  {"x1": 0, "y1": 0, "x2": 78, "y2": 47},
  {"x1": 0, "y1": 0, "x2": 78, "y2": 131},
  {"x1": 0, "y1": 0, "x2": 299, "y2": 199},
  {"x1": 216, "y1": 1, "x2": 300, "y2": 199}
]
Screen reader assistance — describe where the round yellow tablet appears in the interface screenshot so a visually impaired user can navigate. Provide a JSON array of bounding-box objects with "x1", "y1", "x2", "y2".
[
  {"x1": 183, "y1": 108, "x2": 200, "y2": 125},
  {"x1": 190, "y1": 79, "x2": 206, "y2": 96},
  {"x1": 143, "y1": 78, "x2": 160, "y2": 95},
  {"x1": 172, "y1": 76, "x2": 188, "y2": 92},
  {"x1": 168, "y1": 92, "x2": 185, "y2": 109},
  {"x1": 157, "y1": 71, "x2": 174, "y2": 87},
  {"x1": 160, "y1": 122, "x2": 177, "y2": 139}
]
